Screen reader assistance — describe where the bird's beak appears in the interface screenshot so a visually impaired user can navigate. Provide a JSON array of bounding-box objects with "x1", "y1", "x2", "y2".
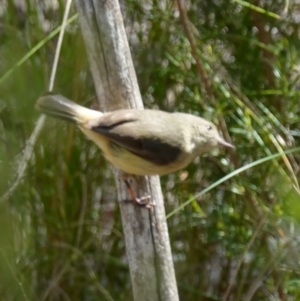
[{"x1": 217, "y1": 137, "x2": 235, "y2": 149}]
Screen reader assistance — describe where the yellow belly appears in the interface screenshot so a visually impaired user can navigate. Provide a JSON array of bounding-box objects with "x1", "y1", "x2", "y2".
[{"x1": 80, "y1": 127, "x2": 188, "y2": 175}]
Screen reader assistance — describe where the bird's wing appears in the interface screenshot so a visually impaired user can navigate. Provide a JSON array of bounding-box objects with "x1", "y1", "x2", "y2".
[{"x1": 87, "y1": 109, "x2": 182, "y2": 165}]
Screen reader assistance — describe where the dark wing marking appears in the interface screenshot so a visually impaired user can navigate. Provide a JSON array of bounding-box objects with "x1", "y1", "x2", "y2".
[
  {"x1": 89, "y1": 109, "x2": 182, "y2": 165},
  {"x1": 105, "y1": 133, "x2": 182, "y2": 165}
]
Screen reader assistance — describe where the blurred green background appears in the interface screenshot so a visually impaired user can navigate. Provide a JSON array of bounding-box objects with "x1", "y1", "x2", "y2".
[{"x1": 0, "y1": 0, "x2": 300, "y2": 300}]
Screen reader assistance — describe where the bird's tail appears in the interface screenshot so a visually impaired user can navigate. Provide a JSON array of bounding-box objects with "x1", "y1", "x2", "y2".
[{"x1": 36, "y1": 93, "x2": 102, "y2": 124}]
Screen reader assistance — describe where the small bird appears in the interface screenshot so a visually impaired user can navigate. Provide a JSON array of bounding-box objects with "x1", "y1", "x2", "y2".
[{"x1": 36, "y1": 93, "x2": 234, "y2": 205}]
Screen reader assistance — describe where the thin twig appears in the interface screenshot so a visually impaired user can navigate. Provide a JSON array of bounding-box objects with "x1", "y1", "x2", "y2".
[
  {"x1": 0, "y1": 0, "x2": 74, "y2": 204},
  {"x1": 0, "y1": 115, "x2": 45, "y2": 204},
  {"x1": 48, "y1": 0, "x2": 73, "y2": 91},
  {"x1": 222, "y1": 215, "x2": 267, "y2": 301},
  {"x1": 176, "y1": 0, "x2": 213, "y2": 99},
  {"x1": 176, "y1": 0, "x2": 237, "y2": 163}
]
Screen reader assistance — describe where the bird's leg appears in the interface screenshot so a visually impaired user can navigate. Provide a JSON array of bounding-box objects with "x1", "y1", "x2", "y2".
[{"x1": 123, "y1": 178, "x2": 154, "y2": 208}]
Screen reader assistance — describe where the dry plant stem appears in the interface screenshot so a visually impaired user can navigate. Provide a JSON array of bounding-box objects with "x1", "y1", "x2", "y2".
[
  {"x1": 176, "y1": 6, "x2": 283, "y2": 299},
  {"x1": 74, "y1": 1, "x2": 179, "y2": 300},
  {"x1": 251, "y1": 0, "x2": 282, "y2": 112},
  {"x1": 176, "y1": 0, "x2": 213, "y2": 98},
  {"x1": 48, "y1": 0, "x2": 74, "y2": 91},
  {"x1": 0, "y1": 0, "x2": 73, "y2": 204},
  {"x1": 0, "y1": 115, "x2": 45, "y2": 204},
  {"x1": 176, "y1": 0, "x2": 237, "y2": 165},
  {"x1": 222, "y1": 215, "x2": 267, "y2": 301},
  {"x1": 244, "y1": 241, "x2": 289, "y2": 301},
  {"x1": 223, "y1": 202, "x2": 296, "y2": 301}
]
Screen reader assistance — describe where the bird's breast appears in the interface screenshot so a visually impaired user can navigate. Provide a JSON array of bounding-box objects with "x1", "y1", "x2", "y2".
[{"x1": 79, "y1": 126, "x2": 197, "y2": 176}]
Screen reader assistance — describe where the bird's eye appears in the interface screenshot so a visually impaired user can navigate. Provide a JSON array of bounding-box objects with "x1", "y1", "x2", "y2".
[{"x1": 206, "y1": 125, "x2": 212, "y2": 131}]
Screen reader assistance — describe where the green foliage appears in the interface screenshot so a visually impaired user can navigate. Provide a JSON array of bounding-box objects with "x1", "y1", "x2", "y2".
[{"x1": 0, "y1": 0, "x2": 300, "y2": 300}]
